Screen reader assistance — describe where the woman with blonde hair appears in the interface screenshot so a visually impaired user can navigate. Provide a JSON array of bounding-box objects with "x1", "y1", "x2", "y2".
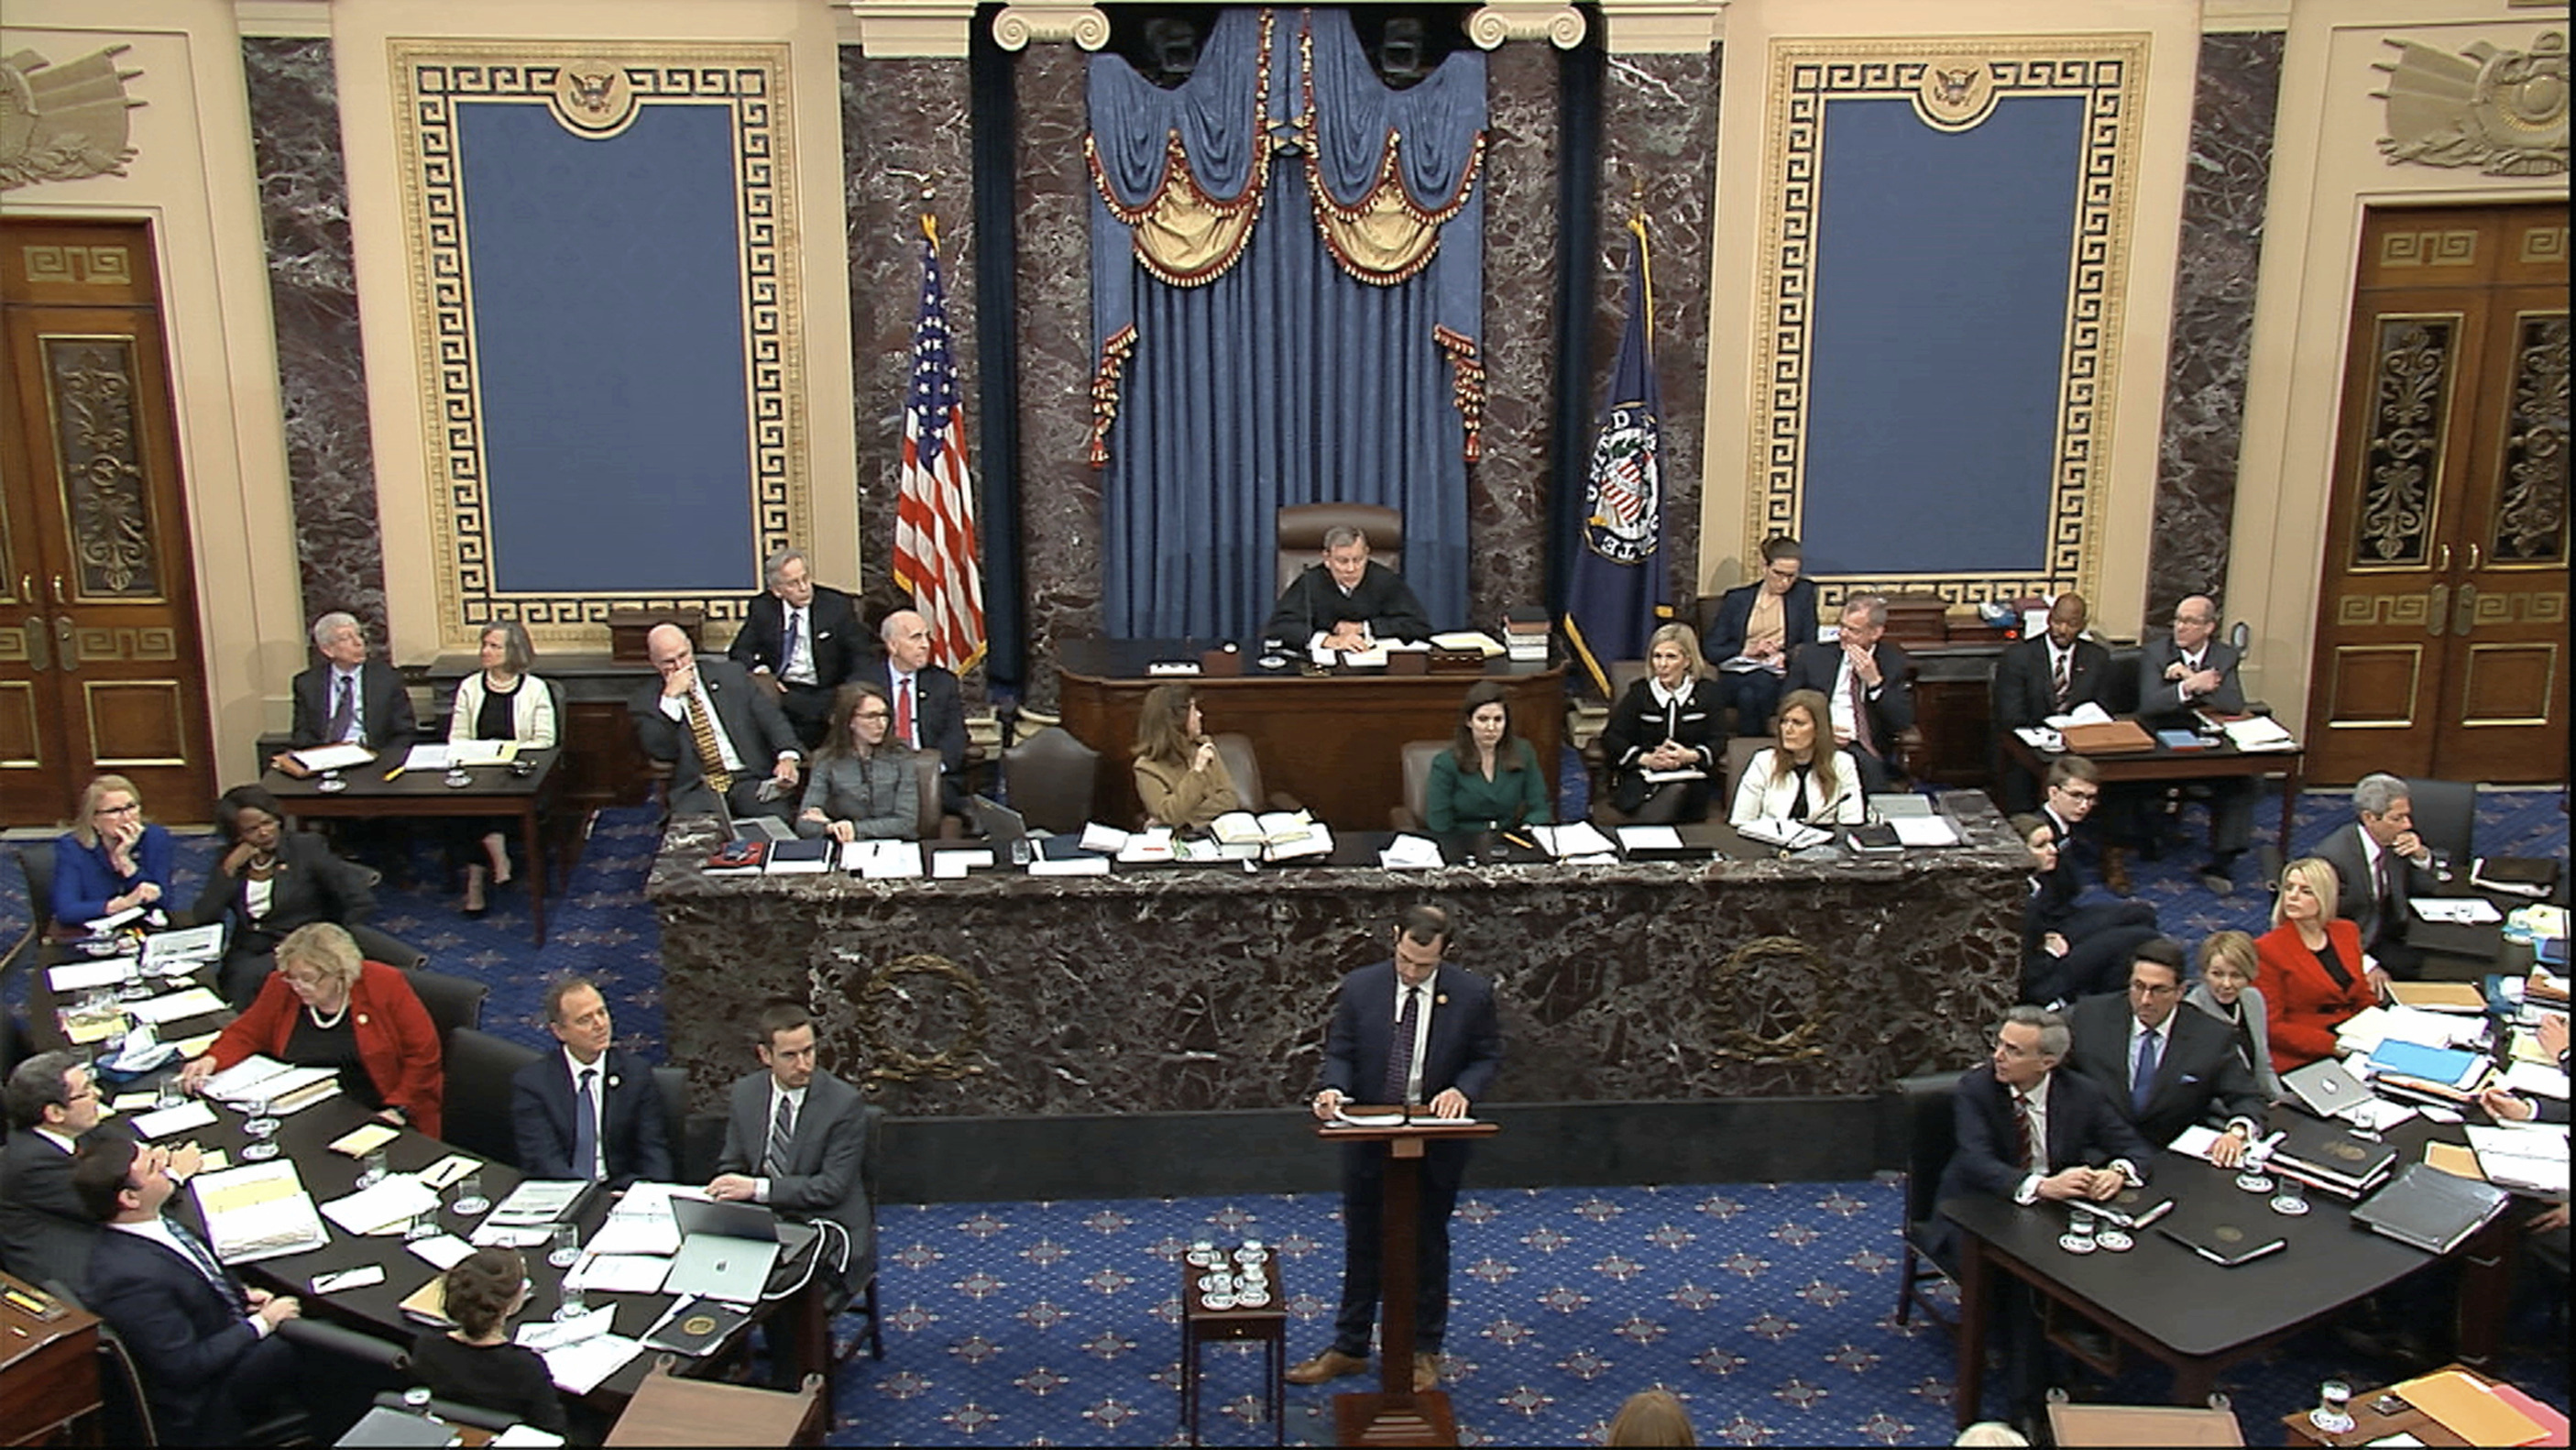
[
  {"x1": 1598, "y1": 621, "x2": 1725, "y2": 823},
  {"x1": 52, "y1": 774, "x2": 174, "y2": 927},
  {"x1": 1132, "y1": 682, "x2": 1241, "y2": 829},
  {"x1": 1605, "y1": 1388, "x2": 1696, "y2": 1446},
  {"x1": 181, "y1": 922, "x2": 444, "y2": 1135},
  {"x1": 2187, "y1": 930, "x2": 2281, "y2": 1100},
  {"x1": 1727, "y1": 688, "x2": 1864, "y2": 828},
  {"x1": 2254, "y1": 856, "x2": 2381, "y2": 1073}
]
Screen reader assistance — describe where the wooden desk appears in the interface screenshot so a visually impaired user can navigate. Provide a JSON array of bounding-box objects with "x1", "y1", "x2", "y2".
[
  {"x1": 1056, "y1": 639, "x2": 1564, "y2": 830},
  {"x1": 604, "y1": 1359, "x2": 825, "y2": 1445},
  {"x1": 2001, "y1": 726, "x2": 2304, "y2": 844},
  {"x1": 0, "y1": 1274, "x2": 101, "y2": 1445},
  {"x1": 2278, "y1": 1363, "x2": 2548, "y2": 1447},
  {"x1": 263, "y1": 748, "x2": 570, "y2": 944}
]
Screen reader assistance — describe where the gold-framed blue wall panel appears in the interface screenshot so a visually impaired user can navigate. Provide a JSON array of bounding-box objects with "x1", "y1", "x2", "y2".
[
  {"x1": 389, "y1": 40, "x2": 811, "y2": 651},
  {"x1": 1748, "y1": 37, "x2": 2148, "y2": 608}
]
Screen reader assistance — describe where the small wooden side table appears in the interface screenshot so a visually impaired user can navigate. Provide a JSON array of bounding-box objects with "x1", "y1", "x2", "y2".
[
  {"x1": 0, "y1": 1274, "x2": 101, "y2": 1446},
  {"x1": 2279, "y1": 1364, "x2": 2521, "y2": 1448},
  {"x1": 1179, "y1": 1247, "x2": 1285, "y2": 1446}
]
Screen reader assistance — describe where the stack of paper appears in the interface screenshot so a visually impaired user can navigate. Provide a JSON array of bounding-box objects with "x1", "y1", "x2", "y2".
[
  {"x1": 1115, "y1": 827, "x2": 1176, "y2": 864},
  {"x1": 290, "y1": 743, "x2": 375, "y2": 773},
  {"x1": 322, "y1": 1175, "x2": 442, "y2": 1236},
  {"x1": 846, "y1": 840, "x2": 925, "y2": 878},
  {"x1": 517, "y1": 1307, "x2": 641, "y2": 1393},
  {"x1": 1378, "y1": 835, "x2": 1444, "y2": 871},
  {"x1": 47, "y1": 960, "x2": 133, "y2": 994},
  {"x1": 1078, "y1": 822, "x2": 1130, "y2": 853},
  {"x1": 585, "y1": 1183, "x2": 684, "y2": 1258},
  {"x1": 488, "y1": 1180, "x2": 587, "y2": 1225},
  {"x1": 192, "y1": 1159, "x2": 330, "y2": 1263},
  {"x1": 2413, "y1": 897, "x2": 2503, "y2": 926},
  {"x1": 141, "y1": 925, "x2": 225, "y2": 971},
  {"x1": 1532, "y1": 821, "x2": 1617, "y2": 861},
  {"x1": 1736, "y1": 818, "x2": 1833, "y2": 851},
  {"x1": 2466, "y1": 1123, "x2": 2571, "y2": 1195},
  {"x1": 126, "y1": 987, "x2": 226, "y2": 1026},
  {"x1": 2217, "y1": 715, "x2": 2296, "y2": 752},
  {"x1": 130, "y1": 1099, "x2": 218, "y2": 1139}
]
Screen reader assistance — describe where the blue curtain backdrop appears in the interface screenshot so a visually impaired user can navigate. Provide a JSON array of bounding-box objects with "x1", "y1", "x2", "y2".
[{"x1": 1091, "y1": 8, "x2": 1483, "y2": 641}]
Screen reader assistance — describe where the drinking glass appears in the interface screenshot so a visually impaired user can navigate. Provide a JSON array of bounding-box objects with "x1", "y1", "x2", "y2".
[
  {"x1": 118, "y1": 956, "x2": 150, "y2": 1002},
  {"x1": 2059, "y1": 1209, "x2": 2098, "y2": 1254},
  {"x1": 2271, "y1": 1175, "x2": 2310, "y2": 1216},
  {"x1": 154, "y1": 1074, "x2": 185, "y2": 1112},
  {"x1": 242, "y1": 1094, "x2": 280, "y2": 1161},
  {"x1": 554, "y1": 1279, "x2": 588, "y2": 1323},
  {"x1": 548, "y1": 1223, "x2": 581, "y2": 1269},
  {"x1": 356, "y1": 1147, "x2": 389, "y2": 1190},
  {"x1": 403, "y1": 1208, "x2": 440, "y2": 1242},
  {"x1": 452, "y1": 1171, "x2": 489, "y2": 1217},
  {"x1": 2310, "y1": 1379, "x2": 2355, "y2": 1434}
]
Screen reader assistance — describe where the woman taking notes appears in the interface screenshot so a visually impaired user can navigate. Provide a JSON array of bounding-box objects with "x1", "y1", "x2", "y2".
[
  {"x1": 181, "y1": 922, "x2": 444, "y2": 1136},
  {"x1": 445, "y1": 620, "x2": 558, "y2": 915},
  {"x1": 1132, "y1": 683, "x2": 1242, "y2": 829},
  {"x1": 1727, "y1": 688, "x2": 1864, "y2": 828},
  {"x1": 1426, "y1": 680, "x2": 1551, "y2": 832}
]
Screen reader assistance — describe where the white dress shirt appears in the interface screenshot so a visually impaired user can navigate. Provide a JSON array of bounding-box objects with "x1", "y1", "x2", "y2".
[
  {"x1": 658, "y1": 677, "x2": 746, "y2": 773},
  {"x1": 751, "y1": 1081, "x2": 809, "y2": 1203},
  {"x1": 330, "y1": 665, "x2": 367, "y2": 741},
  {"x1": 565, "y1": 1048, "x2": 609, "y2": 1181}
]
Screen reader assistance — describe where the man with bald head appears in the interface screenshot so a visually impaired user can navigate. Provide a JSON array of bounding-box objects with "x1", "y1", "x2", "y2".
[
  {"x1": 2135, "y1": 593, "x2": 2253, "y2": 894},
  {"x1": 1990, "y1": 592, "x2": 2111, "y2": 812},
  {"x1": 858, "y1": 609, "x2": 969, "y2": 816},
  {"x1": 631, "y1": 622, "x2": 802, "y2": 819}
]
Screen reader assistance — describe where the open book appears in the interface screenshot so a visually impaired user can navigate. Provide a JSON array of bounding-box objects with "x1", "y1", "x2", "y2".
[{"x1": 1211, "y1": 810, "x2": 1333, "y2": 860}]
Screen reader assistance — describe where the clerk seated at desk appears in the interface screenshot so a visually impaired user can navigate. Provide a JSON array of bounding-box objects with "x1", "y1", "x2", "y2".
[
  {"x1": 1264, "y1": 526, "x2": 1431, "y2": 653},
  {"x1": 1132, "y1": 683, "x2": 1241, "y2": 829},
  {"x1": 1727, "y1": 689, "x2": 1864, "y2": 829},
  {"x1": 1426, "y1": 680, "x2": 1550, "y2": 832},
  {"x1": 181, "y1": 922, "x2": 444, "y2": 1137},
  {"x1": 795, "y1": 683, "x2": 920, "y2": 843},
  {"x1": 407, "y1": 1247, "x2": 567, "y2": 1436}
]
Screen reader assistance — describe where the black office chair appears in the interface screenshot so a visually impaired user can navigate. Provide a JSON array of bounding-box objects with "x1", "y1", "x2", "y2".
[
  {"x1": 1002, "y1": 727, "x2": 1101, "y2": 834},
  {"x1": 2100, "y1": 645, "x2": 2143, "y2": 716},
  {"x1": 842, "y1": 1103, "x2": 886, "y2": 1361},
  {"x1": 404, "y1": 970, "x2": 488, "y2": 1041},
  {"x1": 442, "y1": 1027, "x2": 540, "y2": 1168},
  {"x1": 5, "y1": 842, "x2": 56, "y2": 987},
  {"x1": 367, "y1": 1390, "x2": 519, "y2": 1435},
  {"x1": 2403, "y1": 777, "x2": 2476, "y2": 871},
  {"x1": 655, "y1": 1063, "x2": 724, "y2": 1184},
  {"x1": 1891, "y1": 1071, "x2": 1960, "y2": 1330}
]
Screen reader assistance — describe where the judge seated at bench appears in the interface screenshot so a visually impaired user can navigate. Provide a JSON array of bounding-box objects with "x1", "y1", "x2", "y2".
[
  {"x1": 1132, "y1": 682, "x2": 1242, "y2": 830},
  {"x1": 1264, "y1": 525, "x2": 1431, "y2": 652}
]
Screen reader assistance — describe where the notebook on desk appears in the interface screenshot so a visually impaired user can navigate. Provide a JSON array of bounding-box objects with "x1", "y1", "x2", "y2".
[{"x1": 2154, "y1": 1197, "x2": 2287, "y2": 1268}]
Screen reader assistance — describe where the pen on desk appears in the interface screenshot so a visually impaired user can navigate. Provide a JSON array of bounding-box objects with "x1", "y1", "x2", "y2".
[
  {"x1": 1502, "y1": 831, "x2": 1537, "y2": 851},
  {"x1": 381, "y1": 765, "x2": 405, "y2": 782}
]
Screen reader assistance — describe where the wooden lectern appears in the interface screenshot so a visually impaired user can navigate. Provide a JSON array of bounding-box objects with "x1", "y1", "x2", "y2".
[{"x1": 1316, "y1": 1112, "x2": 1499, "y2": 1448}]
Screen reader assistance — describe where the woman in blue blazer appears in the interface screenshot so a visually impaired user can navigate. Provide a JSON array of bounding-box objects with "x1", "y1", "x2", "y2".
[{"x1": 52, "y1": 774, "x2": 175, "y2": 927}]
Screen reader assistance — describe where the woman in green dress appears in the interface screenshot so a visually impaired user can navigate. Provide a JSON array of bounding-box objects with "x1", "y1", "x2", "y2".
[{"x1": 1426, "y1": 680, "x2": 1551, "y2": 832}]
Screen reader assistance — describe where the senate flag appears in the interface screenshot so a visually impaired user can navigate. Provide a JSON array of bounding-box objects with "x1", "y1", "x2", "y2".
[
  {"x1": 894, "y1": 216, "x2": 987, "y2": 672},
  {"x1": 1561, "y1": 218, "x2": 1668, "y2": 698}
]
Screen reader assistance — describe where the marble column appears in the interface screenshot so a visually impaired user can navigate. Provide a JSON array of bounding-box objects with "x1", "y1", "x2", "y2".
[
  {"x1": 1467, "y1": 42, "x2": 1562, "y2": 633},
  {"x1": 1596, "y1": 45, "x2": 1721, "y2": 616},
  {"x1": 1010, "y1": 43, "x2": 1102, "y2": 710},
  {"x1": 841, "y1": 49, "x2": 981, "y2": 649},
  {"x1": 241, "y1": 38, "x2": 389, "y2": 645},
  {"x1": 2145, "y1": 32, "x2": 2283, "y2": 622}
]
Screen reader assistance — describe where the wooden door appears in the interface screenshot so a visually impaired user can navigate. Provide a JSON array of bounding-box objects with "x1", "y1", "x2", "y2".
[
  {"x1": 2305, "y1": 203, "x2": 2569, "y2": 785},
  {"x1": 0, "y1": 220, "x2": 216, "y2": 826}
]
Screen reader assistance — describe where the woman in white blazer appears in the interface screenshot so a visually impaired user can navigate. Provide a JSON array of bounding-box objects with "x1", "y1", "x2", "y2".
[
  {"x1": 2187, "y1": 929, "x2": 2283, "y2": 1101},
  {"x1": 447, "y1": 620, "x2": 559, "y2": 914},
  {"x1": 1727, "y1": 687, "x2": 1866, "y2": 829}
]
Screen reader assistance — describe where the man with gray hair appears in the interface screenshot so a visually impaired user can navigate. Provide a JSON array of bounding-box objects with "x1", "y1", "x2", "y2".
[
  {"x1": 1941, "y1": 1005, "x2": 2148, "y2": 1214},
  {"x1": 279, "y1": 611, "x2": 415, "y2": 764},
  {"x1": 1783, "y1": 593, "x2": 1915, "y2": 790},
  {"x1": 1263, "y1": 525, "x2": 1431, "y2": 652},
  {"x1": 2315, "y1": 772, "x2": 2439, "y2": 980},
  {"x1": 727, "y1": 546, "x2": 864, "y2": 750}
]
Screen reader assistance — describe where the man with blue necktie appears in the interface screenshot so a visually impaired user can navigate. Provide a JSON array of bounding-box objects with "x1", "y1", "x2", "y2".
[
  {"x1": 1288, "y1": 905, "x2": 1502, "y2": 1395},
  {"x1": 2064, "y1": 939, "x2": 2263, "y2": 1167},
  {"x1": 511, "y1": 977, "x2": 671, "y2": 1191},
  {"x1": 277, "y1": 611, "x2": 415, "y2": 768}
]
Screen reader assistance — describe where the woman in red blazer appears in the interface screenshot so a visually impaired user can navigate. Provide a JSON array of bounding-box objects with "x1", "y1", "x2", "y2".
[
  {"x1": 181, "y1": 921, "x2": 444, "y2": 1137},
  {"x1": 2253, "y1": 855, "x2": 2385, "y2": 1074}
]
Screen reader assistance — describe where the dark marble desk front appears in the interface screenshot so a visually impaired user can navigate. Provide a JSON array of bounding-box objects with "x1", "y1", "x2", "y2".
[{"x1": 650, "y1": 798, "x2": 2027, "y2": 1118}]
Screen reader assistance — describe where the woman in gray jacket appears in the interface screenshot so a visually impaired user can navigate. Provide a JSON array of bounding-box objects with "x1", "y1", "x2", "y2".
[
  {"x1": 796, "y1": 683, "x2": 918, "y2": 841},
  {"x1": 2187, "y1": 930, "x2": 2282, "y2": 1102}
]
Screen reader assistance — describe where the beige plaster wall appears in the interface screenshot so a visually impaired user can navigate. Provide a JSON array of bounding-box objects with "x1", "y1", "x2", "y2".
[
  {"x1": 1, "y1": 0, "x2": 304, "y2": 792},
  {"x1": 2228, "y1": 0, "x2": 2567, "y2": 724},
  {"x1": 326, "y1": 0, "x2": 861, "y2": 664},
  {"x1": 1696, "y1": 0, "x2": 2206, "y2": 640}
]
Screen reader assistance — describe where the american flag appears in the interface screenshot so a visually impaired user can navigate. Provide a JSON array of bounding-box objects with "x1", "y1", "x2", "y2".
[{"x1": 894, "y1": 218, "x2": 986, "y2": 671}]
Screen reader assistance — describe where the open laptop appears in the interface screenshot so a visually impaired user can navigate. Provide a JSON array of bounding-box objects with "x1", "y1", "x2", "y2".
[
  {"x1": 2282, "y1": 1057, "x2": 2369, "y2": 1120},
  {"x1": 664, "y1": 1196, "x2": 787, "y2": 1303},
  {"x1": 970, "y1": 794, "x2": 1027, "y2": 848},
  {"x1": 709, "y1": 781, "x2": 797, "y2": 843}
]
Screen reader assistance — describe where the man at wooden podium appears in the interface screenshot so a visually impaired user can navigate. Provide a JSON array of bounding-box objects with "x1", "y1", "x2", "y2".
[{"x1": 1290, "y1": 905, "x2": 1503, "y2": 1394}]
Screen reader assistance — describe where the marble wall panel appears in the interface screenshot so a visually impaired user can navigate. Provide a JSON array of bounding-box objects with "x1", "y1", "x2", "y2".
[
  {"x1": 242, "y1": 38, "x2": 389, "y2": 648},
  {"x1": 1595, "y1": 47, "x2": 1720, "y2": 614},
  {"x1": 1010, "y1": 43, "x2": 1103, "y2": 709},
  {"x1": 2146, "y1": 32, "x2": 2283, "y2": 623},
  {"x1": 842, "y1": 51, "x2": 981, "y2": 669},
  {"x1": 1468, "y1": 43, "x2": 1562, "y2": 634},
  {"x1": 652, "y1": 801, "x2": 2026, "y2": 1115}
]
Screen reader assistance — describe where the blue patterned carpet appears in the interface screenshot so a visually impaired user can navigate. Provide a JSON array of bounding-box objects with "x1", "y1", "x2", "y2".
[{"x1": 4, "y1": 781, "x2": 2566, "y2": 1444}]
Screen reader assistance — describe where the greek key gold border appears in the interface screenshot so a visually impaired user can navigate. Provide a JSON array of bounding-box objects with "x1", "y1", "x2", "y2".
[
  {"x1": 1748, "y1": 35, "x2": 2148, "y2": 608},
  {"x1": 389, "y1": 40, "x2": 810, "y2": 652}
]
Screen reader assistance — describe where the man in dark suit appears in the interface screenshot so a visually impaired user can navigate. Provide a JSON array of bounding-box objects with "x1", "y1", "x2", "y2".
[
  {"x1": 728, "y1": 546, "x2": 866, "y2": 752},
  {"x1": 1783, "y1": 593, "x2": 1914, "y2": 790},
  {"x1": 2065, "y1": 939, "x2": 2263, "y2": 1164},
  {"x1": 1262, "y1": 526, "x2": 1432, "y2": 651},
  {"x1": 1700, "y1": 535, "x2": 1820, "y2": 738},
  {"x1": 632, "y1": 622, "x2": 803, "y2": 820},
  {"x1": 74, "y1": 1137, "x2": 301, "y2": 1445},
  {"x1": 1, "y1": 1052, "x2": 144, "y2": 1283},
  {"x1": 1288, "y1": 905, "x2": 1503, "y2": 1395},
  {"x1": 859, "y1": 610, "x2": 969, "y2": 817},
  {"x1": 709, "y1": 1001, "x2": 872, "y2": 1302},
  {"x1": 512, "y1": 977, "x2": 671, "y2": 1190},
  {"x1": 277, "y1": 611, "x2": 416, "y2": 762},
  {"x1": 2315, "y1": 774, "x2": 2440, "y2": 981},
  {"x1": 1991, "y1": 592, "x2": 2112, "y2": 812},
  {"x1": 2134, "y1": 593, "x2": 2253, "y2": 894},
  {"x1": 1940, "y1": 1005, "x2": 2152, "y2": 1219}
]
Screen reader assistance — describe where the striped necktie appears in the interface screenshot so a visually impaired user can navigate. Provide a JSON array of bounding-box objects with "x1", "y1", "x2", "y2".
[
  {"x1": 1382, "y1": 986, "x2": 1422, "y2": 1104},
  {"x1": 764, "y1": 1093, "x2": 795, "y2": 1175},
  {"x1": 685, "y1": 690, "x2": 733, "y2": 796}
]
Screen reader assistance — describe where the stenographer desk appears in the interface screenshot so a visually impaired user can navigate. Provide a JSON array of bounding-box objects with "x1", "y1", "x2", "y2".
[
  {"x1": 649, "y1": 802, "x2": 2030, "y2": 1121},
  {"x1": 1055, "y1": 639, "x2": 1565, "y2": 829}
]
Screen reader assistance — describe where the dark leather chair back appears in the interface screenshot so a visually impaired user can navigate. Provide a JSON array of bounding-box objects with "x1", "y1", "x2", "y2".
[
  {"x1": 11, "y1": 842, "x2": 57, "y2": 970},
  {"x1": 1276, "y1": 502, "x2": 1403, "y2": 596},
  {"x1": 2403, "y1": 777, "x2": 2476, "y2": 870},
  {"x1": 1898, "y1": 1071, "x2": 1959, "y2": 1237},
  {"x1": 405, "y1": 969, "x2": 488, "y2": 1041},
  {"x1": 440, "y1": 1027, "x2": 537, "y2": 1167},
  {"x1": 2101, "y1": 644, "x2": 2144, "y2": 716},
  {"x1": 1211, "y1": 732, "x2": 1265, "y2": 812},
  {"x1": 1392, "y1": 740, "x2": 1449, "y2": 830},
  {"x1": 910, "y1": 750, "x2": 946, "y2": 840},
  {"x1": 1003, "y1": 727, "x2": 1102, "y2": 834}
]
